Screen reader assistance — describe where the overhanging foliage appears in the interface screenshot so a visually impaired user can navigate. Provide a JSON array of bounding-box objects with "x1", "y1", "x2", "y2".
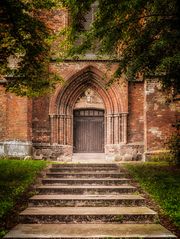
[
  {"x1": 0, "y1": 0, "x2": 179, "y2": 97},
  {"x1": 0, "y1": 0, "x2": 61, "y2": 97},
  {"x1": 61, "y1": 0, "x2": 180, "y2": 97}
]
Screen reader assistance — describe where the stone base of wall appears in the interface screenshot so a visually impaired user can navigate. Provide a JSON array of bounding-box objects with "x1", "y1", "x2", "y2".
[
  {"x1": 32, "y1": 143, "x2": 144, "y2": 161},
  {"x1": 32, "y1": 144, "x2": 170, "y2": 162},
  {"x1": 0, "y1": 141, "x2": 32, "y2": 157},
  {"x1": 32, "y1": 144, "x2": 73, "y2": 161},
  {"x1": 105, "y1": 143, "x2": 144, "y2": 161}
]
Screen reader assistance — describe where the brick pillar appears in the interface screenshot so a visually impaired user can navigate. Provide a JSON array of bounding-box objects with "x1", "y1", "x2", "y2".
[
  {"x1": 66, "y1": 115, "x2": 72, "y2": 145},
  {"x1": 59, "y1": 115, "x2": 64, "y2": 144},
  {"x1": 106, "y1": 113, "x2": 128, "y2": 145},
  {"x1": 122, "y1": 113, "x2": 128, "y2": 143},
  {"x1": 114, "y1": 114, "x2": 119, "y2": 144},
  {"x1": 50, "y1": 115, "x2": 57, "y2": 144},
  {"x1": 51, "y1": 114, "x2": 73, "y2": 146},
  {"x1": 106, "y1": 115, "x2": 112, "y2": 144}
]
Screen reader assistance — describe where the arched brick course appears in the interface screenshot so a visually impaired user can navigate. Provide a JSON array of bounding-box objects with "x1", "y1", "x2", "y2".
[
  {"x1": 49, "y1": 65, "x2": 126, "y2": 115},
  {"x1": 49, "y1": 65, "x2": 128, "y2": 154}
]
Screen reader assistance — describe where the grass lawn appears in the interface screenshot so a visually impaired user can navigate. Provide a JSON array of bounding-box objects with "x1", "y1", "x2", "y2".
[
  {"x1": 124, "y1": 162, "x2": 180, "y2": 228},
  {"x1": 0, "y1": 158, "x2": 47, "y2": 238}
]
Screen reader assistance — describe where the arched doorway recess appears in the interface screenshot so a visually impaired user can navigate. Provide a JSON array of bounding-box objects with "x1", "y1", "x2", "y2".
[{"x1": 49, "y1": 65, "x2": 128, "y2": 159}]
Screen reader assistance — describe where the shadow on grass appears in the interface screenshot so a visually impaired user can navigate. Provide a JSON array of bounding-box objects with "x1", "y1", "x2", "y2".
[{"x1": 0, "y1": 158, "x2": 47, "y2": 238}]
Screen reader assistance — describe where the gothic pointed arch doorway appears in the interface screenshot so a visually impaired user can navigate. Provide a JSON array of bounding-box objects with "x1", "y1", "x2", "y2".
[{"x1": 49, "y1": 65, "x2": 128, "y2": 160}]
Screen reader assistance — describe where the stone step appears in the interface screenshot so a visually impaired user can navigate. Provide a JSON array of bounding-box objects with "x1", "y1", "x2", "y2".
[
  {"x1": 52, "y1": 163, "x2": 118, "y2": 168},
  {"x1": 4, "y1": 223, "x2": 176, "y2": 238},
  {"x1": 37, "y1": 185, "x2": 136, "y2": 195},
  {"x1": 72, "y1": 153, "x2": 106, "y2": 162},
  {"x1": 42, "y1": 178, "x2": 130, "y2": 185},
  {"x1": 46, "y1": 172, "x2": 127, "y2": 178},
  {"x1": 50, "y1": 168, "x2": 120, "y2": 173},
  {"x1": 29, "y1": 194, "x2": 145, "y2": 207},
  {"x1": 19, "y1": 207, "x2": 157, "y2": 224},
  {"x1": 51, "y1": 166, "x2": 118, "y2": 170}
]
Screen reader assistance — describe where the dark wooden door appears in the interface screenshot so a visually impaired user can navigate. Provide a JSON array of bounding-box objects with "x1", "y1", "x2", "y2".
[{"x1": 73, "y1": 109, "x2": 104, "y2": 153}]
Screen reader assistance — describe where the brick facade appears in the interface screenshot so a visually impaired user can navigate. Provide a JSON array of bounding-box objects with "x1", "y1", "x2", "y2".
[
  {"x1": 0, "y1": 85, "x2": 32, "y2": 156},
  {"x1": 0, "y1": 66, "x2": 178, "y2": 160},
  {"x1": 144, "y1": 81, "x2": 178, "y2": 156},
  {"x1": 0, "y1": 8, "x2": 178, "y2": 160}
]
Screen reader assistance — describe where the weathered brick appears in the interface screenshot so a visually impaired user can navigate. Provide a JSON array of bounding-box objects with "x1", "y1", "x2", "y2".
[{"x1": 0, "y1": 9, "x2": 178, "y2": 160}]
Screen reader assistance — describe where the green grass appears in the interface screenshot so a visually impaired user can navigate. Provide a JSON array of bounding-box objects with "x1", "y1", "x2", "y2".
[
  {"x1": 124, "y1": 162, "x2": 180, "y2": 228},
  {"x1": 0, "y1": 158, "x2": 47, "y2": 237}
]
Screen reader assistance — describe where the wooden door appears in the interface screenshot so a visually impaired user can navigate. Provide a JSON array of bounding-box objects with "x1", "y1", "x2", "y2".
[{"x1": 73, "y1": 109, "x2": 104, "y2": 153}]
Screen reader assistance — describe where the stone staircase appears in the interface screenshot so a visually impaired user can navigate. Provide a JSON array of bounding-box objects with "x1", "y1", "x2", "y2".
[{"x1": 4, "y1": 163, "x2": 176, "y2": 238}]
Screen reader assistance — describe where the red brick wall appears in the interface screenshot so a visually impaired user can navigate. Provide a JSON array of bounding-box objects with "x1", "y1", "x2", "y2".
[
  {"x1": 32, "y1": 96, "x2": 51, "y2": 143},
  {"x1": 37, "y1": 8, "x2": 68, "y2": 33},
  {"x1": 0, "y1": 79, "x2": 178, "y2": 159},
  {"x1": 37, "y1": 8, "x2": 69, "y2": 58},
  {"x1": 0, "y1": 85, "x2": 7, "y2": 140},
  {"x1": 5, "y1": 93, "x2": 32, "y2": 141},
  {"x1": 145, "y1": 81, "x2": 178, "y2": 152},
  {"x1": 128, "y1": 82, "x2": 144, "y2": 143}
]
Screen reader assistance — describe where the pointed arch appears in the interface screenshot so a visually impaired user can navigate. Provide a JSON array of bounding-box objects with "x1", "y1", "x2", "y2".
[
  {"x1": 49, "y1": 65, "x2": 126, "y2": 115},
  {"x1": 49, "y1": 65, "x2": 128, "y2": 153}
]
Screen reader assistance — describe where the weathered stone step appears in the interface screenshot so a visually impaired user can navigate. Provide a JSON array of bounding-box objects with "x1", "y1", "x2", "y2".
[
  {"x1": 50, "y1": 168, "x2": 120, "y2": 173},
  {"x1": 19, "y1": 207, "x2": 157, "y2": 224},
  {"x1": 4, "y1": 223, "x2": 176, "y2": 238},
  {"x1": 46, "y1": 172, "x2": 126, "y2": 178},
  {"x1": 51, "y1": 166, "x2": 118, "y2": 170},
  {"x1": 37, "y1": 185, "x2": 136, "y2": 195},
  {"x1": 42, "y1": 178, "x2": 130, "y2": 185},
  {"x1": 52, "y1": 163, "x2": 118, "y2": 168},
  {"x1": 29, "y1": 194, "x2": 145, "y2": 207}
]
